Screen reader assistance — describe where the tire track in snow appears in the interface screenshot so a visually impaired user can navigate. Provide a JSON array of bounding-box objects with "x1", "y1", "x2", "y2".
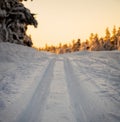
[
  {"x1": 64, "y1": 58, "x2": 111, "y2": 122},
  {"x1": 16, "y1": 58, "x2": 56, "y2": 122}
]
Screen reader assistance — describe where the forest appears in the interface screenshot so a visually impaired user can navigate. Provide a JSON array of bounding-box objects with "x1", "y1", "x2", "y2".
[
  {"x1": 0, "y1": 0, "x2": 120, "y2": 54},
  {"x1": 40, "y1": 26, "x2": 120, "y2": 54}
]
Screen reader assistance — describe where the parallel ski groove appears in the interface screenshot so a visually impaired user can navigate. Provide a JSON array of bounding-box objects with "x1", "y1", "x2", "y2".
[
  {"x1": 64, "y1": 58, "x2": 111, "y2": 122},
  {"x1": 64, "y1": 58, "x2": 87, "y2": 122},
  {"x1": 16, "y1": 58, "x2": 56, "y2": 122}
]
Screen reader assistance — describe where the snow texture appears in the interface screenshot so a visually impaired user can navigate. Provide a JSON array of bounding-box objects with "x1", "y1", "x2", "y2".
[{"x1": 0, "y1": 42, "x2": 120, "y2": 122}]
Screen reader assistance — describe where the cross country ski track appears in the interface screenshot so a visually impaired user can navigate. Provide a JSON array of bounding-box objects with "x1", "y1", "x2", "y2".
[
  {"x1": 0, "y1": 49, "x2": 120, "y2": 122},
  {"x1": 15, "y1": 55, "x2": 120, "y2": 122},
  {"x1": 16, "y1": 58, "x2": 56, "y2": 122}
]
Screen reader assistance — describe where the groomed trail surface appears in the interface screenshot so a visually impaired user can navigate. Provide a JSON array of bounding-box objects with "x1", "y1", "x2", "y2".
[{"x1": 0, "y1": 43, "x2": 120, "y2": 122}]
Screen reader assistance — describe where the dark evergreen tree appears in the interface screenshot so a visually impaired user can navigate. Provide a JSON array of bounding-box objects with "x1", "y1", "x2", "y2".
[{"x1": 0, "y1": 0, "x2": 37, "y2": 47}]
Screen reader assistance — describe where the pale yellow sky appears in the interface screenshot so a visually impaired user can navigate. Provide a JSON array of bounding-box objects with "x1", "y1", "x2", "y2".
[{"x1": 23, "y1": 0, "x2": 120, "y2": 48}]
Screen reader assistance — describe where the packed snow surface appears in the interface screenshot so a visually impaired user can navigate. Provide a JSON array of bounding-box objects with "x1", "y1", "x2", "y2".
[{"x1": 0, "y1": 42, "x2": 120, "y2": 122}]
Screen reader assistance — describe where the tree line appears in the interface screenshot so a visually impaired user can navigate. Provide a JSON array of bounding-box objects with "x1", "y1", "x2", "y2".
[
  {"x1": 0, "y1": 1, "x2": 120, "y2": 53},
  {"x1": 40, "y1": 26, "x2": 120, "y2": 54}
]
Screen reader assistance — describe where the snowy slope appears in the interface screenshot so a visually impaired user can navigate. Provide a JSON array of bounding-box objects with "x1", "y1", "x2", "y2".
[
  {"x1": 0, "y1": 43, "x2": 55, "y2": 122},
  {"x1": 0, "y1": 43, "x2": 120, "y2": 122}
]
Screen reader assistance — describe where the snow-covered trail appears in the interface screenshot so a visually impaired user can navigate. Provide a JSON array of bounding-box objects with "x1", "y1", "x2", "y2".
[
  {"x1": 0, "y1": 43, "x2": 120, "y2": 122},
  {"x1": 64, "y1": 52, "x2": 120, "y2": 122},
  {"x1": 16, "y1": 57, "x2": 76, "y2": 122},
  {"x1": 15, "y1": 55, "x2": 120, "y2": 122},
  {"x1": 16, "y1": 58, "x2": 56, "y2": 122},
  {"x1": 64, "y1": 57, "x2": 119, "y2": 122}
]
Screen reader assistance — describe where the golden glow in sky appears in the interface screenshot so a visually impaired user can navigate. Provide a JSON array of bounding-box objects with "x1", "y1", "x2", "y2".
[{"x1": 23, "y1": 0, "x2": 120, "y2": 48}]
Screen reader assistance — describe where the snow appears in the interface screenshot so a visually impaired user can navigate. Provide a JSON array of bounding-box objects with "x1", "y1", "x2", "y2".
[{"x1": 0, "y1": 42, "x2": 120, "y2": 122}]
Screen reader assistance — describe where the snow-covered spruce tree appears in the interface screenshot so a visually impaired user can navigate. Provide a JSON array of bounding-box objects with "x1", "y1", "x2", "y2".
[{"x1": 0, "y1": 0, "x2": 37, "y2": 47}]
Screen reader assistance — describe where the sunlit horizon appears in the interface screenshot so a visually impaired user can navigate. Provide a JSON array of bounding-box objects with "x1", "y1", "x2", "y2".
[{"x1": 23, "y1": 0, "x2": 120, "y2": 48}]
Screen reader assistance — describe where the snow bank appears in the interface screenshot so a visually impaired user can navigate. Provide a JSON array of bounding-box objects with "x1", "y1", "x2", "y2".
[{"x1": 0, "y1": 43, "x2": 54, "y2": 122}]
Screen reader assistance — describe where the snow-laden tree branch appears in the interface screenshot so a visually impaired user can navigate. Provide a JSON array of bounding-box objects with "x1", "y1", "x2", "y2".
[{"x1": 0, "y1": 0, "x2": 38, "y2": 47}]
